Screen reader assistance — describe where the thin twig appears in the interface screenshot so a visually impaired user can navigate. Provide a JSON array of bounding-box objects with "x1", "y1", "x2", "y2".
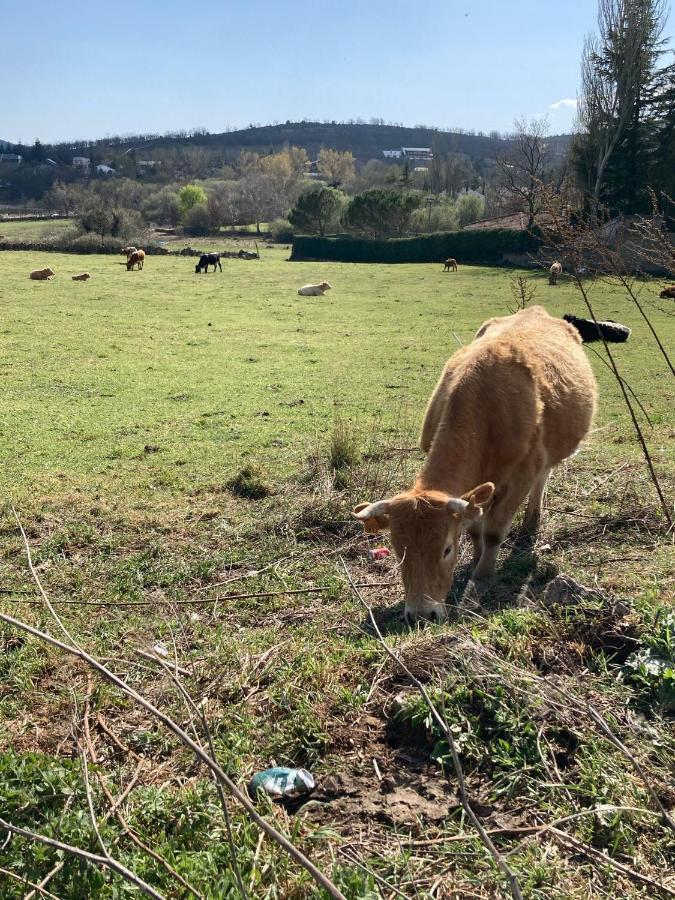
[
  {"x1": 585, "y1": 344, "x2": 653, "y2": 427},
  {"x1": 0, "y1": 817, "x2": 166, "y2": 900},
  {"x1": 585, "y1": 703, "x2": 675, "y2": 833},
  {"x1": 549, "y1": 826, "x2": 675, "y2": 898},
  {"x1": 0, "y1": 865, "x2": 63, "y2": 900},
  {"x1": 339, "y1": 558, "x2": 523, "y2": 900},
  {"x1": 3, "y1": 583, "x2": 394, "y2": 608},
  {"x1": 0, "y1": 608, "x2": 346, "y2": 900},
  {"x1": 571, "y1": 278, "x2": 672, "y2": 526},
  {"x1": 22, "y1": 862, "x2": 65, "y2": 900},
  {"x1": 149, "y1": 654, "x2": 249, "y2": 899}
]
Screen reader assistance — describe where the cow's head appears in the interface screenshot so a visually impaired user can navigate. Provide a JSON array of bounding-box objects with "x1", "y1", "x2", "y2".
[
  {"x1": 320, "y1": 281, "x2": 332, "y2": 291},
  {"x1": 353, "y1": 483, "x2": 495, "y2": 624},
  {"x1": 45, "y1": 268, "x2": 55, "y2": 277}
]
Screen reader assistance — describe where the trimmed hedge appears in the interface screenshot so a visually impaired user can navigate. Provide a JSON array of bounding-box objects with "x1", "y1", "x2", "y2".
[
  {"x1": 0, "y1": 240, "x2": 169, "y2": 255},
  {"x1": 291, "y1": 228, "x2": 541, "y2": 264}
]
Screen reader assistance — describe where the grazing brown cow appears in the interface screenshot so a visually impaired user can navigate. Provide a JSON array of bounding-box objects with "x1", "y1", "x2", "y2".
[
  {"x1": 659, "y1": 285, "x2": 675, "y2": 299},
  {"x1": 126, "y1": 250, "x2": 145, "y2": 271},
  {"x1": 353, "y1": 306, "x2": 597, "y2": 624},
  {"x1": 29, "y1": 267, "x2": 55, "y2": 280},
  {"x1": 72, "y1": 272, "x2": 91, "y2": 281},
  {"x1": 443, "y1": 258, "x2": 458, "y2": 272}
]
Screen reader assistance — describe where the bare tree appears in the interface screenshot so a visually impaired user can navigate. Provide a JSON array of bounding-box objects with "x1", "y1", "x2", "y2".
[
  {"x1": 496, "y1": 117, "x2": 551, "y2": 226},
  {"x1": 575, "y1": 0, "x2": 669, "y2": 216}
]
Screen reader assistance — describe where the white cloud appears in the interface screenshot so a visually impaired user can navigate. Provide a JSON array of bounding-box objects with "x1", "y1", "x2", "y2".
[{"x1": 549, "y1": 98, "x2": 578, "y2": 110}]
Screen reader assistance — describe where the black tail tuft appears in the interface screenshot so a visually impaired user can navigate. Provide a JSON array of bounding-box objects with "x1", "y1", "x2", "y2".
[{"x1": 563, "y1": 314, "x2": 631, "y2": 343}]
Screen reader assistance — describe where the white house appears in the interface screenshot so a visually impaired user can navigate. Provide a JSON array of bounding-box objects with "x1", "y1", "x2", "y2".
[
  {"x1": 0, "y1": 153, "x2": 23, "y2": 166},
  {"x1": 401, "y1": 148, "x2": 433, "y2": 161},
  {"x1": 382, "y1": 149, "x2": 403, "y2": 159}
]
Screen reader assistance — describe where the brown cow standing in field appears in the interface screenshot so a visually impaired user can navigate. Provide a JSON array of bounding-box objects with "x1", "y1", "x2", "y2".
[
  {"x1": 354, "y1": 306, "x2": 597, "y2": 624},
  {"x1": 126, "y1": 250, "x2": 145, "y2": 271},
  {"x1": 443, "y1": 258, "x2": 458, "y2": 272},
  {"x1": 29, "y1": 267, "x2": 55, "y2": 280}
]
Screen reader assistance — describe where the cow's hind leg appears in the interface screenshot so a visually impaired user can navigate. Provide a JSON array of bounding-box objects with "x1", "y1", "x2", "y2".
[
  {"x1": 471, "y1": 473, "x2": 534, "y2": 588},
  {"x1": 522, "y1": 467, "x2": 551, "y2": 536}
]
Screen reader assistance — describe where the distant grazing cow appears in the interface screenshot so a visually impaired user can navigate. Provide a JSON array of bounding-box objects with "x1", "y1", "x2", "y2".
[
  {"x1": 297, "y1": 281, "x2": 332, "y2": 296},
  {"x1": 29, "y1": 267, "x2": 55, "y2": 280},
  {"x1": 72, "y1": 272, "x2": 91, "y2": 281},
  {"x1": 353, "y1": 306, "x2": 597, "y2": 624},
  {"x1": 126, "y1": 250, "x2": 145, "y2": 271},
  {"x1": 549, "y1": 261, "x2": 562, "y2": 285},
  {"x1": 121, "y1": 246, "x2": 137, "y2": 258},
  {"x1": 443, "y1": 258, "x2": 458, "y2": 272},
  {"x1": 195, "y1": 253, "x2": 222, "y2": 273},
  {"x1": 659, "y1": 285, "x2": 675, "y2": 299}
]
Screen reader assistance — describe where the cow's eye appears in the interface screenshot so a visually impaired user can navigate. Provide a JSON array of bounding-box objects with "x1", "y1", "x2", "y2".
[{"x1": 443, "y1": 546, "x2": 453, "y2": 558}]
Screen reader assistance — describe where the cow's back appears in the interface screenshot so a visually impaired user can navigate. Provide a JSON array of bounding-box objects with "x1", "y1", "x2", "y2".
[{"x1": 424, "y1": 307, "x2": 596, "y2": 489}]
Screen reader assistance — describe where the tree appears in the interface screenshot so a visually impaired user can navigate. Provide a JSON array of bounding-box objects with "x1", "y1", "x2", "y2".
[
  {"x1": 142, "y1": 187, "x2": 182, "y2": 226},
  {"x1": 317, "y1": 149, "x2": 355, "y2": 186},
  {"x1": 456, "y1": 193, "x2": 485, "y2": 228},
  {"x1": 288, "y1": 187, "x2": 345, "y2": 236},
  {"x1": 496, "y1": 117, "x2": 551, "y2": 227},
  {"x1": 574, "y1": 0, "x2": 671, "y2": 215},
  {"x1": 343, "y1": 189, "x2": 422, "y2": 238},
  {"x1": 178, "y1": 183, "x2": 208, "y2": 217},
  {"x1": 184, "y1": 203, "x2": 213, "y2": 236},
  {"x1": 43, "y1": 181, "x2": 82, "y2": 216}
]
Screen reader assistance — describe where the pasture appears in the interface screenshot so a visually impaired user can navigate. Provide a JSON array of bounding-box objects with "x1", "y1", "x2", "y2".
[
  {"x1": 0, "y1": 249, "x2": 673, "y2": 898},
  {"x1": 0, "y1": 217, "x2": 74, "y2": 242}
]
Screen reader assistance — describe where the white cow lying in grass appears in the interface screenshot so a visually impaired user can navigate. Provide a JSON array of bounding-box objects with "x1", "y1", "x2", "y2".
[{"x1": 298, "y1": 281, "x2": 332, "y2": 296}]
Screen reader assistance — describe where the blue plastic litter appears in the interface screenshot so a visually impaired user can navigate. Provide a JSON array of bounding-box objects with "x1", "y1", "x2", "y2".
[{"x1": 248, "y1": 767, "x2": 315, "y2": 800}]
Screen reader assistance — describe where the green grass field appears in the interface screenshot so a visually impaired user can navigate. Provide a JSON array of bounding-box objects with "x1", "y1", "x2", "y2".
[
  {"x1": 0, "y1": 218, "x2": 74, "y2": 242},
  {"x1": 0, "y1": 249, "x2": 673, "y2": 898}
]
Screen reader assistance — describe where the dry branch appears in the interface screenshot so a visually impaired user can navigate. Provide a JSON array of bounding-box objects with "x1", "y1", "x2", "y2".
[
  {"x1": 340, "y1": 558, "x2": 524, "y2": 900},
  {"x1": 0, "y1": 605, "x2": 345, "y2": 900}
]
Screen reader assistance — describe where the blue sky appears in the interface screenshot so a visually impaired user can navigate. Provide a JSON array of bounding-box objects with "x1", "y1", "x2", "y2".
[{"x1": 2, "y1": 0, "x2": 673, "y2": 144}]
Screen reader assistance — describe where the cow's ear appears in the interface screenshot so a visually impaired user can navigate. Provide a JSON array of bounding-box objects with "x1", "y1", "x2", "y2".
[
  {"x1": 448, "y1": 482, "x2": 495, "y2": 521},
  {"x1": 353, "y1": 500, "x2": 390, "y2": 533}
]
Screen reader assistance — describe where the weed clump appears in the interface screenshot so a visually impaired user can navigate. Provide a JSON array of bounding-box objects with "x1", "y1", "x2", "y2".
[
  {"x1": 226, "y1": 464, "x2": 272, "y2": 500},
  {"x1": 327, "y1": 419, "x2": 361, "y2": 488}
]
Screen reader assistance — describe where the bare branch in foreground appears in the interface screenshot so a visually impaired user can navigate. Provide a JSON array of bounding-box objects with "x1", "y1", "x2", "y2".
[
  {"x1": 339, "y1": 558, "x2": 524, "y2": 900},
  {"x1": 0, "y1": 816, "x2": 166, "y2": 900},
  {"x1": 0, "y1": 607, "x2": 346, "y2": 900},
  {"x1": 3, "y1": 512, "x2": 346, "y2": 900},
  {"x1": 0, "y1": 865, "x2": 63, "y2": 900}
]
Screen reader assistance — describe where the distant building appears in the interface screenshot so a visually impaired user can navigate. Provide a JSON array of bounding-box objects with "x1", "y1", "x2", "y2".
[
  {"x1": 401, "y1": 148, "x2": 433, "y2": 161},
  {"x1": 136, "y1": 160, "x2": 160, "y2": 176},
  {"x1": 96, "y1": 164, "x2": 115, "y2": 175},
  {"x1": 382, "y1": 147, "x2": 433, "y2": 167},
  {"x1": 0, "y1": 153, "x2": 23, "y2": 166},
  {"x1": 72, "y1": 156, "x2": 91, "y2": 171}
]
